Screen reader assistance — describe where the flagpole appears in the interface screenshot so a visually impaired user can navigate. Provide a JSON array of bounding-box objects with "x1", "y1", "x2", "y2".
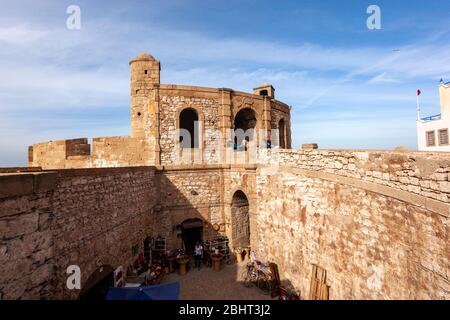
[{"x1": 416, "y1": 90, "x2": 421, "y2": 121}]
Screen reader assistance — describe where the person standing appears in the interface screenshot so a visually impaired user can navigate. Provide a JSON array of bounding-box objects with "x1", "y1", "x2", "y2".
[
  {"x1": 194, "y1": 242, "x2": 203, "y2": 270},
  {"x1": 234, "y1": 137, "x2": 238, "y2": 150},
  {"x1": 242, "y1": 138, "x2": 249, "y2": 151}
]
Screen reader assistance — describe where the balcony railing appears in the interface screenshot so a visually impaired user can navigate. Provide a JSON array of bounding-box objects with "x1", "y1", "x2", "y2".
[{"x1": 421, "y1": 114, "x2": 441, "y2": 121}]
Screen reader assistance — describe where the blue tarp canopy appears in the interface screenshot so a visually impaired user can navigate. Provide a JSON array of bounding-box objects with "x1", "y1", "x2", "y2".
[{"x1": 106, "y1": 282, "x2": 180, "y2": 300}]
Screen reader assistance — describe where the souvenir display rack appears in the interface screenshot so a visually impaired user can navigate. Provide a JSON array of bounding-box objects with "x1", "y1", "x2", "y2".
[{"x1": 204, "y1": 236, "x2": 230, "y2": 261}]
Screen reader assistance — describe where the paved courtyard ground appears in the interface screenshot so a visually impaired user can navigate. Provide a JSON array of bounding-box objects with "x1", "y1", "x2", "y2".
[{"x1": 161, "y1": 260, "x2": 275, "y2": 300}]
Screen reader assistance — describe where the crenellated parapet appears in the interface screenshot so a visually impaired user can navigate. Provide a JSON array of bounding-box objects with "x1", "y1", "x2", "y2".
[{"x1": 29, "y1": 136, "x2": 156, "y2": 169}]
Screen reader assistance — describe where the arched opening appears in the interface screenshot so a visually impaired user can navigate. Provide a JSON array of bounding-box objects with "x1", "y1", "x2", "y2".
[
  {"x1": 179, "y1": 108, "x2": 199, "y2": 148},
  {"x1": 279, "y1": 119, "x2": 286, "y2": 148},
  {"x1": 231, "y1": 190, "x2": 250, "y2": 248},
  {"x1": 234, "y1": 108, "x2": 257, "y2": 150},
  {"x1": 181, "y1": 218, "x2": 203, "y2": 256},
  {"x1": 79, "y1": 265, "x2": 114, "y2": 300}
]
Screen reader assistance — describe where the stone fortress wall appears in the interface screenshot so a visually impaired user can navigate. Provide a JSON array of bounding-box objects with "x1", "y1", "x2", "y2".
[
  {"x1": 254, "y1": 149, "x2": 449, "y2": 299},
  {"x1": 1, "y1": 53, "x2": 448, "y2": 300},
  {"x1": 0, "y1": 167, "x2": 158, "y2": 299},
  {"x1": 0, "y1": 164, "x2": 257, "y2": 299},
  {"x1": 1, "y1": 149, "x2": 448, "y2": 299}
]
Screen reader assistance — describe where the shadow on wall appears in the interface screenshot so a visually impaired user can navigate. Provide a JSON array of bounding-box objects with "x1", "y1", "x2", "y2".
[
  {"x1": 75, "y1": 169, "x2": 226, "y2": 300},
  {"x1": 140, "y1": 172, "x2": 305, "y2": 300},
  {"x1": 0, "y1": 166, "x2": 303, "y2": 300},
  {"x1": 155, "y1": 172, "x2": 225, "y2": 253}
]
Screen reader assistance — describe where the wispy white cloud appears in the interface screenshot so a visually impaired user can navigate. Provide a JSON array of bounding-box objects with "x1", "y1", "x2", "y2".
[
  {"x1": 368, "y1": 72, "x2": 401, "y2": 84},
  {"x1": 0, "y1": 25, "x2": 47, "y2": 44},
  {"x1": 0, "y1": 65, "x2": 128, "y2": 111},
  {"x1": 0, "y1": 12, "x2": 449, "y2": 165}
]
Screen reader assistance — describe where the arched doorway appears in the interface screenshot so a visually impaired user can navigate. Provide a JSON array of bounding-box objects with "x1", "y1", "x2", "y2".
[
  {"x1": 79, "y1": 265, "x2": 114, "y2": 300},
  {"x1": 231, "y1": 190, "x2": 250, "y2": 248},
  {"x1": 181, "y1": 218, "x2": 203, "y2": 256},
  {"x1": 179, "y1": 108, "x2": 199, "y2": 148},
  {"x1": 234, "y1": 108, "x2": 257, "y2": 149},
  {"x1": 279, "y1": 119, "x2": 286, "y2": 148}
]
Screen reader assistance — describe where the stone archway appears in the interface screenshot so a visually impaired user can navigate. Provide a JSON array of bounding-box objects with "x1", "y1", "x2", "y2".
[
  {"x1": 179, "y1": 108, "x2": 199, "y2": 148},
  {"x1": 234, "y1": 108, "x2": 257, "y2": 149},
  {"x1": 181, "y1": 218, "x2": 203, "y2": 255},
  {"x1": 231, "y1": 190, "x2": 250, "y2": 248}
]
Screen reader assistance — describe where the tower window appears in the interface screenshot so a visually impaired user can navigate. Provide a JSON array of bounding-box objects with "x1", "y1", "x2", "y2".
[
  {"x1": 260, "y1": 89, "x2": 268, "y2": 96},
  {"x1": 144, "y1": 70, "x2": 148, "y2": 75},
  {"x1": 137, "y1": 112, "x2": 141, "y2": 116}
]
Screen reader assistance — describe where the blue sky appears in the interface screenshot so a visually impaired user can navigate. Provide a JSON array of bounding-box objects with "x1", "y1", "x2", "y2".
[{"x1": 1, "y1": 0, "x2": 450, "y2": 166}]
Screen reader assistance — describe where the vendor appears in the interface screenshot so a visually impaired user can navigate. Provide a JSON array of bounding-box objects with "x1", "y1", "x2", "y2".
[{"x1": 194, "y1": 242, "x2": 203, "y2": 270}]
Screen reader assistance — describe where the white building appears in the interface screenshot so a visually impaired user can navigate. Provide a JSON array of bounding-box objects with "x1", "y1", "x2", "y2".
[{"x1": 417, "y1": 81, "x2": 450, "y2": 151}]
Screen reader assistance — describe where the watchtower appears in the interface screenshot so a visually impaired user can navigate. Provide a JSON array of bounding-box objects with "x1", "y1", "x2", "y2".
[{"x1": 129, "y1": 53, "x2": 161, "y2": 138}]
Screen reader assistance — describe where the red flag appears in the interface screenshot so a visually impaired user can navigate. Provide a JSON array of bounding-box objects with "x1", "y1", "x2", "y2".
[{"x1": 417, "y1": 89, "x2": 421, "y2": 96}]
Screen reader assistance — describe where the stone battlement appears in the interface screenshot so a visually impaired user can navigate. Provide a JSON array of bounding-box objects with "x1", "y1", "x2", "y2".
[{"x1": 29, "y1": 136, "x2": 156, "y2": 169}]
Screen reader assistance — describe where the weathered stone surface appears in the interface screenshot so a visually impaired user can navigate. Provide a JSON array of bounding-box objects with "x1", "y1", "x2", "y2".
[
  {"x1": 254, "y1": 168, "x2": 449, "y2": 300},
  {"x1": 0, "y1": 212, "x2": 39, "y2": 239},
  {"x1": 0, "y1": 174, "x2": 34, "y2": 199},
  {"x1": 0, "y1": 167, "x2": 158, "y2": 299},
  {"x1": 1, "y1": 156, "x2": 449, "y2": 300},
  {"x1": 258, "y1": 148, "x2": 450, "y2": 205}
]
